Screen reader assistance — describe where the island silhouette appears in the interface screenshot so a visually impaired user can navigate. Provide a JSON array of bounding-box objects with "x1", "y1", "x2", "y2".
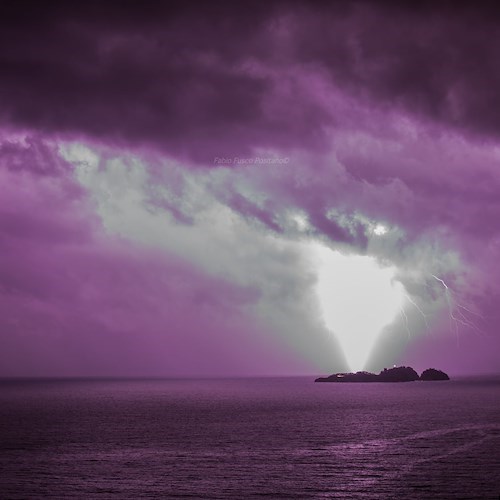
[{"x1": 315, "y1": 366, "x2": 450, "y2": 382}]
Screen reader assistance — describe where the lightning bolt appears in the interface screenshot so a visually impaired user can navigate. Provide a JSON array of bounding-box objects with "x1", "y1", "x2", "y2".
[
  {"x1": 403, "y1": 292, "x2": 430, "y2": 332},
  {"x1": 431, "y1": 274, "x2": 485, "y2": 341},
  {"x1": 399, "y1": 306, "x2": 411, "y2": 338},
  {"x1": 391, "y1": 272, "x2": 430, "y2": 338}
]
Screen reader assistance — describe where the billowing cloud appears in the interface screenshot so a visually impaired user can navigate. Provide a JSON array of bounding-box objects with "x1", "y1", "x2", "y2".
[
  {"x1": 2, "y1": 1, "x2": 500, "y2": 157},
  {"x1": 1, "y1": 1, "x2": 500, "y2": 376},
  {"x1": 0, "y1": 135, "x2": 318, "y2": 376}
]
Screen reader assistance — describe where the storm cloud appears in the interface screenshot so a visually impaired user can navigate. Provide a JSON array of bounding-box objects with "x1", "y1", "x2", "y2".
[{"x1": 1, "y1": 1, "x2": 500, "y2": 375}]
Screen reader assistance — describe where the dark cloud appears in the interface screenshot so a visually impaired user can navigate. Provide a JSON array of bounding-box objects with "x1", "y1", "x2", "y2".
[
  {"x1": 0, "y1": 0, "x2": 330, "y2": 160},
  {"x1": 2, "y1": 1, "x2": 500, "y2": 162},
  {"x1": 289, "y1": 1, "x2": 500, "y2": 140}
]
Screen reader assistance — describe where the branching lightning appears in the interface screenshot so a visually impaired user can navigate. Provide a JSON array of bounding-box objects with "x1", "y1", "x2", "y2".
[
  {"x1": 396, "y1": 274, "x2": 484, "y2": 342},
  {"x1": 395, "y1": 280, "x2": 430, "y2": 338},
  {"x1": 404, "y1": 292, "x2": 430, "y2": 332},
  {"x1": 431, "y1": 274, "x2": 485, "y2": 339},
  {"x1": 399, "y1": 306, "x2": 411, "y2": 338}
]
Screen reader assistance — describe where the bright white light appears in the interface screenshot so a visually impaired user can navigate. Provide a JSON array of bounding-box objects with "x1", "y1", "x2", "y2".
[
  {"x1": 289, "y1": 212, "x2": 309, "y2": 231},
  {"x1": 312, "y1": 243, "x2": 404, "y2": 372},
  {"x1": 373, "y1": 224, "x2": 388, "y2": 235}
]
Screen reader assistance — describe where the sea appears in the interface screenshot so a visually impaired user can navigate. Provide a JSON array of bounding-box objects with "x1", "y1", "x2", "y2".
[{"x1": 0, "y1": 376, "x2": 499, "y2": 499}]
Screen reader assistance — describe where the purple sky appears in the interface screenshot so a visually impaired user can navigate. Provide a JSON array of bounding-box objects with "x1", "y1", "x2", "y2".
[{"x1": 1, "y1": 1, "x2": 499, "y2": 376}]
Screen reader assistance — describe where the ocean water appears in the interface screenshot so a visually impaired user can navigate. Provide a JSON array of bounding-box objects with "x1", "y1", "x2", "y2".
[{"x1": 0, "y1": 377, "x2": 499, "y2": 499}]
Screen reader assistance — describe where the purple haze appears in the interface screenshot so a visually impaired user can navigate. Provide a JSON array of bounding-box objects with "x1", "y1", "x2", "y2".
[{"x1": 0, "y1": 1, "x2": 499, "y2": 376}]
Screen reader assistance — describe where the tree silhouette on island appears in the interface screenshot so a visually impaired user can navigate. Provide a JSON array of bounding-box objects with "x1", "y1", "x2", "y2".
[{"x1": 315, "y1": 366, "x2": 450, "y2": 382}]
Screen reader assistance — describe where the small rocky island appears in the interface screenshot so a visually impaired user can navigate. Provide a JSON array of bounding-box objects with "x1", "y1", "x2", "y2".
[
  {"x1": 420, "y1": 368, "x2": 450, "y2": 381},
  {"x1": 315, "y1": 366, "x2": 450, "y2": 382}
]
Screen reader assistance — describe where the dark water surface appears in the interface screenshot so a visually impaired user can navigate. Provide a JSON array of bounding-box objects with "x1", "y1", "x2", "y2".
[{"x1": 0, "y1": 377, "x2": 499, "y2": 499}]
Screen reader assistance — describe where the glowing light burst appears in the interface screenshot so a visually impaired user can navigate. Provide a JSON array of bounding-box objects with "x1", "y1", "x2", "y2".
[
  {"x1": 373, "y1": 224, "x2": 388, "y2": 235},
  {"x1": 312, "y1": 243, "x2": 405, "y2": 372}
]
